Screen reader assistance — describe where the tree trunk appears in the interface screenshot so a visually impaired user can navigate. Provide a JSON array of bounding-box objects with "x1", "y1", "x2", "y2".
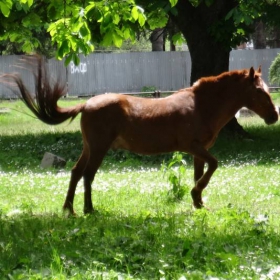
[
  {"x1": 169, "y1": 0, "x2": 247, "y2": 137},
  {"x1": 272, "y1": 26, "x2": 280, "y2": 48},
  {"x1": 253, "y1": 20, "x2": 266, "y2": 49},
  {"x1": 169, "y1": 0, "x2": 237, "y2": 82},
  {"x1": 167, "y1": 19, "x2": 176, "y2": 51},
  {"x1": 150, "y1": 28, "x2": 165, "y2": 51}
]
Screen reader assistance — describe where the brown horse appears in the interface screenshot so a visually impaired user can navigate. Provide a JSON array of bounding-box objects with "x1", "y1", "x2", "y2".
[{"x1": 3, "y1": 56, "x2": 278, "y2": 214}]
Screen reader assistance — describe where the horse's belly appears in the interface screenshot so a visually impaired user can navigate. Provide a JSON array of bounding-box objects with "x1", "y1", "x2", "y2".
[{"x1": 110, "y1": 134, "x2": 177, "y2": 155}]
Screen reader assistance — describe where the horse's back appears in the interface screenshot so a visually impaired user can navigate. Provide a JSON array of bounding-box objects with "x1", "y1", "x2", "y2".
[
  {"x1": 80, "y1": 92, "x2": 197, "y2": 154},
  {"x1": 84, "y1": 91, "x2": 194, "y2": 117}
]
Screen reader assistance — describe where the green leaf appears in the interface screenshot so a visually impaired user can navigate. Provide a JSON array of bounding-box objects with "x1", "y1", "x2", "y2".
[
  {"x1": 58, "y1": 40, "x2": 70, "y2": 59},
  {"x1": 225, "y1": 9, "x2": 234, "y2": 21},
  {"x1": 85, "y1": 2, "x2": 95, "y2": 14},
  {"x1": 148, "y1": 10, "x2": 168, "y2": 29},
  {"x1": 131, "y1": 6, "x2": 138, "y2": 21},
  {"x1": 22, "y1": 41, "x2": 33, "y2": 53},
  {"x1": 138, "y1": 13, "x2": 146, "y2": 27},
  {"x1": 236, "y1": 28, "x2": 245, "y2": 35},
  {"x1": 64, "y1": 54, "x2": 73, "y2": 66},
  {"x1": 73, "y1": 53, "x2": 80, "y2": 65},
  {"x1": 172, "y1": 32, "x2": 184, "y2": 45},
  {"x1": 9, "y1": 32, "x2": 19, "y2": 42},
  {"x1": 113, "y1": 13, "x2": 120, "y2": 24},
  {"x1": 112, "y1": 32, "x2": 123, "y2": 48},
  {"x1": 79, "y1": 24, "x2": 90, "y2": 38},
  {"x1": 27, "y1": 0, "x2": 33, "y2": 7},
  {"x1": 102, "y1": 30, "x2": 113, "y2": 46},
  {"x1": 167, "y1": 161, "x2": 176, "y2": 169},
  {"x1": 169, "y1": 174, "x2": 179, "y2": 186},
  {"x1": 0, "y1": 1, "x2": 11, "y2": 17},
  {"x1": 22, "y1": 12, "x2": 41, "y2": 27},
  {"x1": 1, "y1": 0, "x2": 12, "y2": 10},
  {"x1": 122, "y1": 27, "x2": 131, "y2": 40},
  {"x1": 169, "y1": 0, "x2": 178, "y2": 7},
  {"x1": 179, "y1": 165, "x2": 186, "y2": 176},
  {"x1": 69, "y1": 37, "x2": 78, "y2": 51}
]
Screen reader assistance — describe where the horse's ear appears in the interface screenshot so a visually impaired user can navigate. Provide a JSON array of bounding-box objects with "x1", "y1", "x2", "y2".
[
  {"x1": 257, "y1": 65, "x2": 262, "y2": 74},
  {"x1": 249, "y1": 67, "x2": 255, "y2": 81}
]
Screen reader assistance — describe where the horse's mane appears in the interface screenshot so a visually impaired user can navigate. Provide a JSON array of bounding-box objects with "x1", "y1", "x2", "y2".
[
  {"x1": 194, "y1": 69, "x2": 246, "y2": 87},
  {"x1": 191, "y1": 68, "x2": 261, "y2": 94}
]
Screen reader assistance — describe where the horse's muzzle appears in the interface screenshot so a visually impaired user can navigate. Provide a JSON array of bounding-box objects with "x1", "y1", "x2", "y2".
[{"x1": 265, "y1": 110, "x2": 279, "y2": 125}]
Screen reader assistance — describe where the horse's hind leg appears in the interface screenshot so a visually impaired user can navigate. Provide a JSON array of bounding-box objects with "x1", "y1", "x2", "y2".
[
  {"x1": 189, "y1": 142, "x2": 218, "y2": 208},
  {"x1": 63, "y1": 150, "x2": 89, "y2": 215},
  {"x1": 82, "y1": 147, "x2": 109, "y2": 214},
  {"x1": 193, "y1": 156, "x2": 205, "y2": 182}
]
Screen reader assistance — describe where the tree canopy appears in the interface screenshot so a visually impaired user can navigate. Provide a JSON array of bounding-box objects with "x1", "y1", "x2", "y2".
[
  {"x1": 0, "y1": 0, "x2": 153, "y2": 63},
  {"x1": 1, "y1": 0, "x2": 280, "y2": 70}
]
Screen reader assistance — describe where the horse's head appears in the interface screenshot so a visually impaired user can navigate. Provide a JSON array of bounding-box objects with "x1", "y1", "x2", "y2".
[{"x1": 245, "y1": 66, "x2": 278, "y2": 125}]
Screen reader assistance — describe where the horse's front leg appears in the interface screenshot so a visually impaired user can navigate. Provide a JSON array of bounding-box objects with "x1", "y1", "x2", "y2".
[
  {"x1": 190, "y1": 142, "x2": 218, "y2": 208},
  {"x1": 83, "y1": 172, "x2": 95, "y2": 215}
]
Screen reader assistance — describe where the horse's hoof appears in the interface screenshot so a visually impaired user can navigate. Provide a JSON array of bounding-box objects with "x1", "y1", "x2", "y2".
[
  {"x1": 193, "y1": 201, "x2": 204, "y2": 209},
  {"x1": 193, "y1": 203, "x2": 210, "y2": 211},
  {"x1": 191, "y1": 191, "x2": 203, "y2": 209},
  {"x1": 83, "y1": 208, "x2": 95, "y2": 215},
  {"x1": 62, "y1": 206, "x2": 76, "y2": 217}
]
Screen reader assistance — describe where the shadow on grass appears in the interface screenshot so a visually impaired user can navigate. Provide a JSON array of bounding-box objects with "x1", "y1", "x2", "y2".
[
  {"x1": 211, "y1": 122, "x2": 280, "y2": 166},
  {"x1": 1, "y1": 122, "x2": 280, "y2": 173},
  {"x1": 0, "y1": 131, "x2": 83, "y2": 172},
  {"x1": 1, "y1": 207, "x2": 280, "y2": 279}
]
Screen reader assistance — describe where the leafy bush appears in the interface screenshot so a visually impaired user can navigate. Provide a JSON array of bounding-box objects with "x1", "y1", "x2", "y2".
[
  {"x1": 141, "y1": 85, "x2": 157, "y2": 92},
  {"x1": 269, "y1": 53, "x2": 280, "y2": 85},
  {"x1": 161, "y1": 152, "x2": 189, "y2": 201}
]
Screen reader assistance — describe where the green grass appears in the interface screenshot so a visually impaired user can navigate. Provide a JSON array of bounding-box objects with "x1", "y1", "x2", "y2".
[
  {"x1": 1, "y1": 99, "x2": 280, "y2": 279},
  {"x1": 271, "y1": 91, "x2": 280, "y2": 104}
]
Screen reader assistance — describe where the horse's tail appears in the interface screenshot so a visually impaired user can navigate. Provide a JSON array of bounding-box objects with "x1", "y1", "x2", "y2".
[{"x1": 3, "y1": 55, "x2": 84, "y2": 125}]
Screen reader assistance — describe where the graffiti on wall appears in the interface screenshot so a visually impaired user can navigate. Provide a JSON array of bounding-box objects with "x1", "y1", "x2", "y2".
[{"x1": 70, "y1": 61, "x2": 87, "y2": 74}]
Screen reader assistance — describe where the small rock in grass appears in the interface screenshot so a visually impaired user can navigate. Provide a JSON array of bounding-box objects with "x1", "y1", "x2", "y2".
[{"x1": 40, "y1": 152, "x2": 66, "y2": 168}]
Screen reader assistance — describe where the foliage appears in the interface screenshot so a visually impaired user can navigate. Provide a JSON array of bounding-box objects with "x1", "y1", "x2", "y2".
[
  {"x1": 48, "y1": 1, "x2": 147, "y2": 65},
  {"x1": 141, "y1": 85, "x2": 156, "y2": 92},
  {"x1": 1, "y1": 0, "x2": 280, "y2": 65},
  {"x1": 0, "y1": 0, "x2": 172, "y2": 63},
  {"x1": 0, "y1": 0, "x2": 148, "y2": 64},
  {"x1": 269, "y1": 53, "x2": 280, "y2": 85},
  {"x1": 0, "y1": 0, "x2": 37, "y2": 54},
  {"x1": 161, "y1": 152, "x2": 188, "y2": 201}
]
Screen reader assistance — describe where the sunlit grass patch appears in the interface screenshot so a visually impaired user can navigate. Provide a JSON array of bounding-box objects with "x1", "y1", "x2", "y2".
[
  {"x1": 0, "y1": 99, "x2": 81, "y2": 136},
  {"x1": 271, "y1": 91, "x2": 280, "y2": 104},
  {"x1": 1, "y1": 166, "x2": 280, "y2": 279}
]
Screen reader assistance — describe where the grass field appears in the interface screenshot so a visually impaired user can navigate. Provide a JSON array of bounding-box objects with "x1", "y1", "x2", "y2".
[{"x1": 0, "y1": 97, "x2": 280, "y2": 279}]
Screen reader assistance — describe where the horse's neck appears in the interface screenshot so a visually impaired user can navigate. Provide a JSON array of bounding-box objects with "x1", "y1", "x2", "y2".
[
  {"x1": 219, "y1": 87, "x2": 245, "y2": 114},
  {"x1": 194, "y1": 81, "x2": 246, "y2": 128},
  {"x1": 198, "y1": 81, "x2": 244, "y2": 103}
]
